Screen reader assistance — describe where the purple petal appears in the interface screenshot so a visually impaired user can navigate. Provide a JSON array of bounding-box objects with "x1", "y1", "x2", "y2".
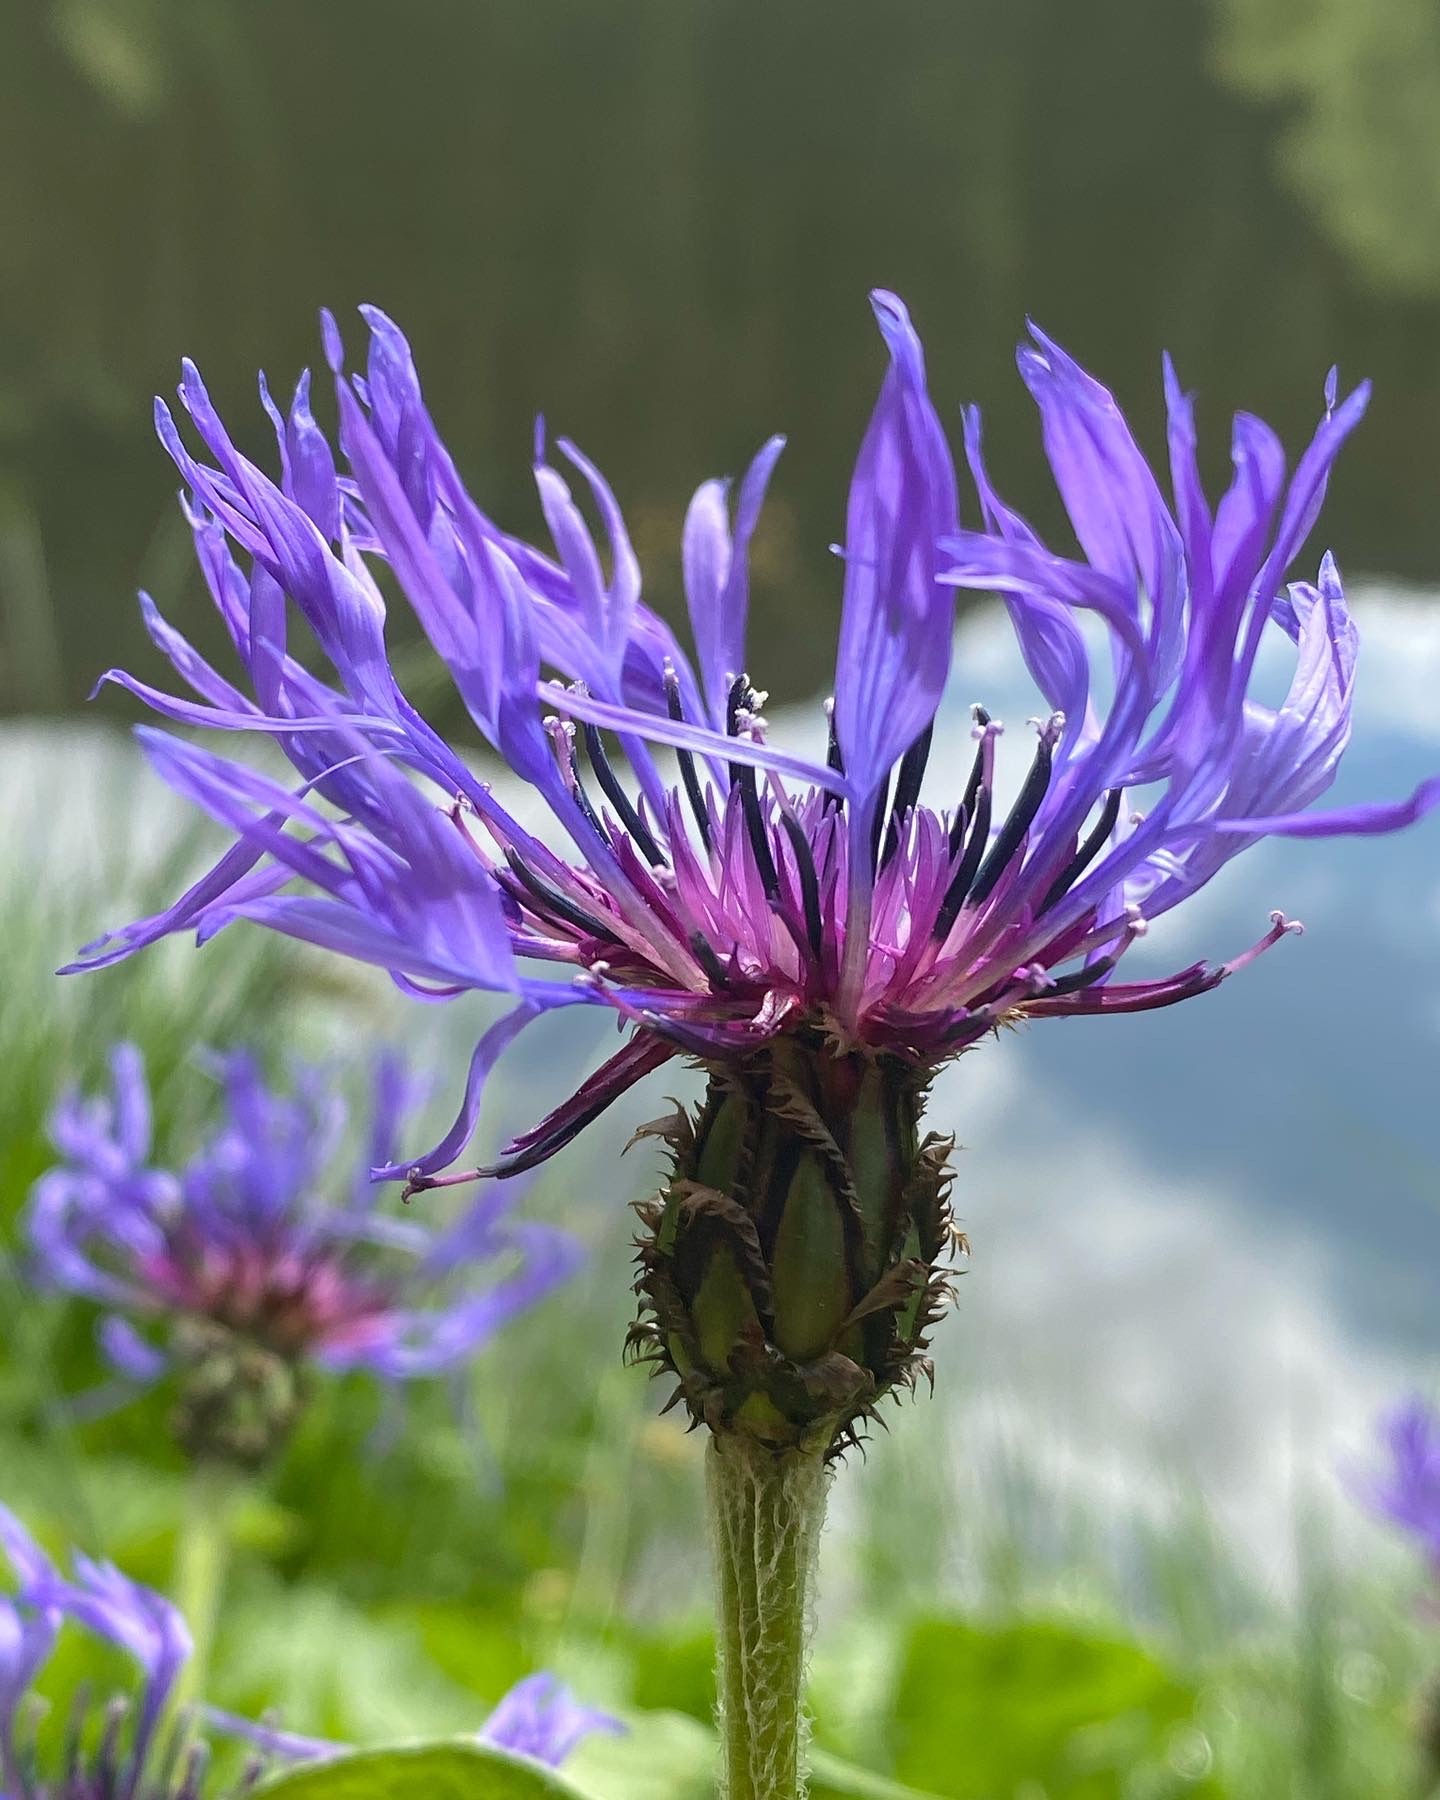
[
  {"x1": 97, "y1": 1316, "x2": 168, "y2": 1386},
  {"x1": 372, "y1": 1003, "x2": 545, "y2": 1183},
  {"x1": 683, "y1": 435, "x2": 786, "y2": 730},
  {"x1": 1209, "y1": 774, "x2": 1440, "y2": 839},
  {"x1": 832, "y1": 290, "x2": 959, "y2": 804},
  {"x1": 480, "y1": 1673, "x2": 624, "y2": 1769}
]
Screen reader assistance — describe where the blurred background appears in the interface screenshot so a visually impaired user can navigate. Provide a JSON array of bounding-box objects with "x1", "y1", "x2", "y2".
[{"x1": 3, "y1": 3, "x2": 1440, "y2": 1796}]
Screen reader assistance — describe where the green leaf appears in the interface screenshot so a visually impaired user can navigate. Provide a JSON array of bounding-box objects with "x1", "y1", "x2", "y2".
[
  {"x1": 888, "y1": 1617, "x2": 1227, "y2": 1799},
  {"x1": 253, "y1": 1741, "x2": 589, "y2": 1800}
]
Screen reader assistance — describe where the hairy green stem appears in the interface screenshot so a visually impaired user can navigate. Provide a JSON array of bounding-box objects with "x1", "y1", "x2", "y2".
[
  {"x1": 172, "y1": 1462, "x2": 238, "y2": 1712},
  {"x1": 707, "y1": 1435, "x2": 831, "y2": 1800}
]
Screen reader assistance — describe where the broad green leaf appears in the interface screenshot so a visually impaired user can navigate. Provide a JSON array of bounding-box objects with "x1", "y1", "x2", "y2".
[
  {"x1": 253, "y1": 1741, "x2": 589, "y2": 1800},
  {"x1": 888, "y1": 1616, "x2": 1226, "y2": 1799}
]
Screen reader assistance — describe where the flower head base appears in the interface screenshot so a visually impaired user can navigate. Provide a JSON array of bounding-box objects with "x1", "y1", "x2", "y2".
[
  {"x1": 66, "y1": 292, "x2": 1437, "y2": 1443},
  {"x1": 29, "y1": 1048, "x2": 581, "y2": 1467},
  {"x1": 629, "y1": 1037, "x2": 958, "y2": 1455},
  {"x1": 0, "y1": 1505, "x2": 617, "y2": 1796}
]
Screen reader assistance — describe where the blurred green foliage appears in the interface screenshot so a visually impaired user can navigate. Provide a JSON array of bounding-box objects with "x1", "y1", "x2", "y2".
[
  {"x1": 888, "y1": 1617, "x2": 1223, "y2": 1797},
  {"x1": 6, "y1": 0, "x2": 1440, "y2": 722},
  {"x1": 1216, "y1": 0, "x2": 1440, "y2": 298}
]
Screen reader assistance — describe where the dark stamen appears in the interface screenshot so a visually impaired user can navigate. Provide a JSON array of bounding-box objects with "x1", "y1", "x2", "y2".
[
  {"x1": 665, "y1": 669, "x2": 713, "y2": 853},
  {"x1": 949, "y1": 707, "x2": 992, "y2": 856},
  {"x1": 1039, "y1": 788, "x2": 1123, "y2": 914},
  {"x1": 561, "y1": 739, "x2": 610, "y2": 848},
  {"x1": 582, "y1": 723, "x2": 665, "y2": 866},
  {"x1": 933, "y1": 782, "x2": 991, "y2": 939},
  {"x1": 98, "y1": 1696, "x2": 127, "y2": 1792},
  {"x1": 689, "y1": 929, "x2": 731, "y2": 990},
  {"x1": 174, "y1": 1740, "x2": 209, "y2": 1800},
  {"x1": 723, "y1": 672, "x2": 782, "y2": 899},
  {"x1": 739, "y1": 769, "x2": 781, "y2": 902},
  {"x1": 503, "y1": 848, "x2": 612, "y2": 941},
  {"x1": 780, "y1": 812, "x2": 825, "y2": 960},
  {"x1": 882, "y1": 721, "x2": 934, "y2": 870},
  {"x1": 966, "y1": 731, "x2": 1055, "y2": 911},
  {"x1": 824, "y1": 704, "x2": 845, "y2": 815},
  {"x1": 1040, "y1": 944, "x2": 1127, "y2": 997},
  {"x1": 725, "y1": 674, "x2": 749, "y2": 787},
  {"x1": 64, "y1": 1682, "x2": 92, "y2": 1782}
]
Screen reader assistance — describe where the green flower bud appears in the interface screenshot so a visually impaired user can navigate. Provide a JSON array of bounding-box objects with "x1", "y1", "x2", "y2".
[
  {"x1": 629, "y1": 1034, "x2": 960, "y2": 1455},
  {"x1": 169, "y1": 1317, "x2": 306, "y2": 1470}
]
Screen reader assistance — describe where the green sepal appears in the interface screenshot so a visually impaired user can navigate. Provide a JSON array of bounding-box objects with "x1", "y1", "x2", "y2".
[{"x1": 629, "y1": 1037, "x2": 960, "y2": 1454}]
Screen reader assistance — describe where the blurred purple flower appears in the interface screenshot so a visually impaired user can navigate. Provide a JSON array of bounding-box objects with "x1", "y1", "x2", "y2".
[
  {"x1": 1364, "y1": 1399, "x2": 1440, "y2": 1569},
  {"x1": 64, "y1": 294, "x2": 1438, "y2": 1191},
  {"x1": 478, "y1": 1672, "x2": 625, "y2": 1768},
  {"x1": 28, "y1": 1046, "x2": 581, "y2": 1411},
  {"x1": 0, "y1": 1504, "x2": 617, "y2": 1796}
]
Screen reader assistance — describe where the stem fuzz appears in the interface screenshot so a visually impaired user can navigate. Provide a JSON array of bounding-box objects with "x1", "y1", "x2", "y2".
[{"x1": 707, "y1": 1435, "x2": 830, "y2": 1800}]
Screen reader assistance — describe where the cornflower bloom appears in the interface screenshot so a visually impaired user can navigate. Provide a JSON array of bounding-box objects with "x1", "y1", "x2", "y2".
[
  {"x1": 67, "y1": 292, "x2": 1436, "y2": 1453},
  {"x1": 67, "y1": 292, "x2": 1438, "y2": 1800},
  {"x1": 0, "y1": 1504, "x2": 618, "y2": 1797},
  {"x1": 28, "y1": 1046, "x2": 580, "y2": 1467}
]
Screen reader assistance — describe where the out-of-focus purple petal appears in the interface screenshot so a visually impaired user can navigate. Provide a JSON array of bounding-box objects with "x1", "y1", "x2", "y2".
[
  {"x1": 0, "y1": 1506, "x2": 60, "y2": 1592},
  {"x1": 1362, "y1": 1398, "x2": 1440, "y2": 1565},
  {"x1": 97, "y1": 1316, "x2": 168, "y2": 1385},
  {"x1": 205, "y1": 1706, "x2": 343, "y2": 1763},
  {"x1": 480, "y1": 1672, "x2": 625, "y2": 1769}
]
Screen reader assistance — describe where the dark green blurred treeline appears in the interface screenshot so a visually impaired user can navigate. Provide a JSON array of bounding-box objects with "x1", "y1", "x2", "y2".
[{"x1": 5, "y1": 0, "x2": 1440, "y2": 720}]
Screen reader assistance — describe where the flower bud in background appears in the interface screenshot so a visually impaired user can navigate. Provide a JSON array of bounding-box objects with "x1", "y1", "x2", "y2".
[
  {"x1": 26, "y1": 1047, "x2": 582, "y2": 1469},
  {"x1": 0, "y1": 1504, "x2": 619, "y2": 1795}
]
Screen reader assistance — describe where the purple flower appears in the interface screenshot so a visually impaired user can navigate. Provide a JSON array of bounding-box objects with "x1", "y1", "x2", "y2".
[
  {"x1": 477, "y1": 1673, "x2": 625, "y2": 1768},
  {"x1": 1364, "y1": 1399, "x2": 1440, "y2": 1569},
  {"x1": 28, "y1": 1046, "x2": 581, "y2": 1460},
  {"x1": 65, "y1": 294, "x2": 1437, "y2": 1194},
  {"x1": 0, "y1": 1503, "x2": 194, "y2": 1800},
  {"x1": 0, "y1": 1505, "x2": 618, "y2": 1796}
]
